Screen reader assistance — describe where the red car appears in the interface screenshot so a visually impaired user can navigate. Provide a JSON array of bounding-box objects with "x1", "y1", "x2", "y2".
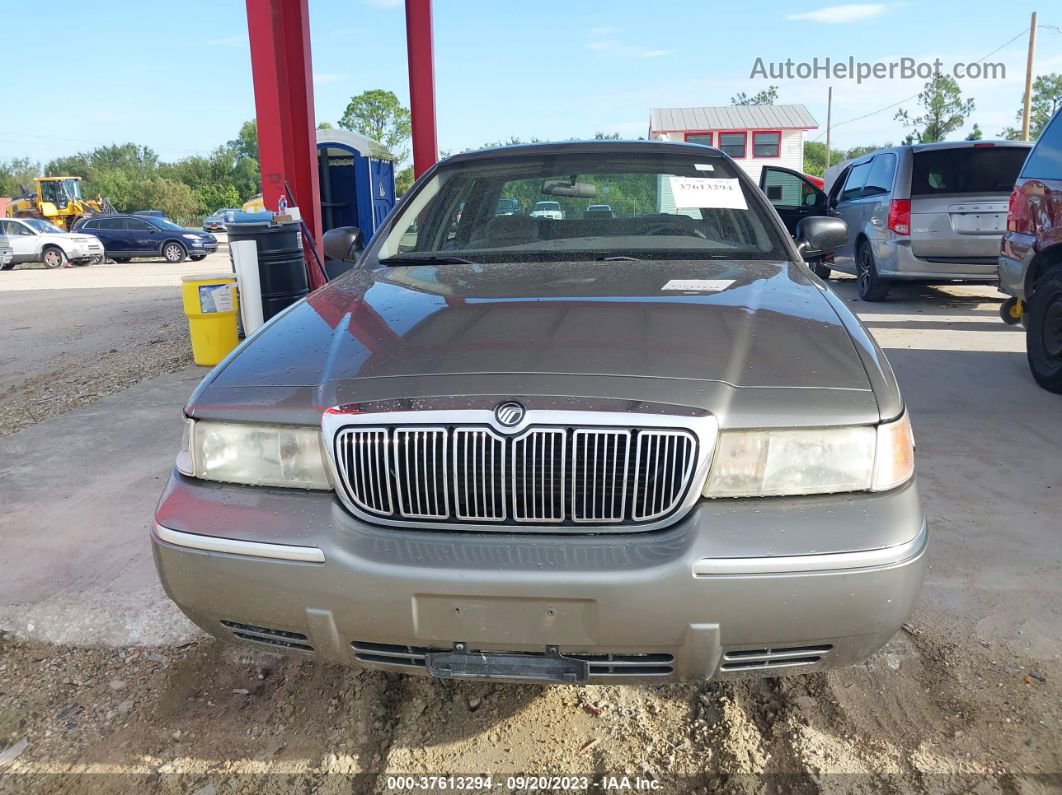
[{"x1": 999, "y1": 107, "x2": 1062, "y2": 392}]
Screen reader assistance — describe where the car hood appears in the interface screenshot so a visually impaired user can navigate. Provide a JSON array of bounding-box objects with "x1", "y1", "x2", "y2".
[
  {"x1": 46, "y1": 233, "x2": 95, "y2": 245},
  {"x1": 195, "y1": 259, "x2": 881, "y2": 425}
]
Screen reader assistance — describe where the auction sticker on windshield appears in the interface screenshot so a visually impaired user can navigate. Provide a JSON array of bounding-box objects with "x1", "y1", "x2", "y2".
[{"x1": 669, "y1": 176, "x2": 747, "y2": 210}]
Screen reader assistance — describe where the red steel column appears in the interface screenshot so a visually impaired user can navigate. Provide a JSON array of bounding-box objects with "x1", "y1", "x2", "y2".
[
  {"x1": 246, "y1": 0, "x2": 326, "y2": 289},
  {"x1": 405, "y1": 0, "x2": 438, "y2": 178}
]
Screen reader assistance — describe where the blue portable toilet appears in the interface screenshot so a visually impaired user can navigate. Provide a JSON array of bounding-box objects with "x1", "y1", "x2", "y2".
[{"x1": 316, "y1": 128, "x2": 396, "y2": 244}]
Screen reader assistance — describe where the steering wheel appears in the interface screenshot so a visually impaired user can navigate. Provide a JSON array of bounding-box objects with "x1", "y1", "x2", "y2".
[{"x1": 647, "y1": 224, "x2": 707, "y2": 239}]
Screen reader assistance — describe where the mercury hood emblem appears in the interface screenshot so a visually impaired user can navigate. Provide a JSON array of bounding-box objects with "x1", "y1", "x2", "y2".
[{"x1": 494, "y1": 401, "x2": 525, "y2": 427}]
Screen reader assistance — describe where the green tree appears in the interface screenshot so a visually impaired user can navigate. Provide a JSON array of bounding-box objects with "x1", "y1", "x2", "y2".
[
  {"x1": 731, "y1": 86, "x2": 778, "y2": 105},
  {"x1": 844, "y1": 143, "x2": 891, "y2": 160},
  {"x1": 338, "y1": 89, "x2": 410, "y2": 161},
  {"x1": 396, "y1": 166, "x2": 414, "y2": 196},
  {"x1": 0, "y1": 157, "x2": 41, "y2": 196},
  {"x1": 894, "y1": 75, "x2": 974, "y2": 143},
  {"x1": 317, "y1": 121, "x2": 334, "y2": 130},
  {"x1": 965, "y1": 123, "x2": 984, "y2": 141},
  {"x1": 227, "y1": 120, "x2": 259, "y2": 162},
  {"x1": 802, "y1": 142, "x2": 845, "y2": 177},
  {"x1": 1001, "y1": 73, "x2": 1062, "y2": 140}
]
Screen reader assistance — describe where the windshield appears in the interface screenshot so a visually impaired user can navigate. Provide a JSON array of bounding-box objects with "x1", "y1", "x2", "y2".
[
  {"x1": 378, "y1": 152, "x2": 785, "y2": 262},
  {"x1": 150, "y1": 219, "x2": 185, "y2": 231},
  {"x1": 63, "y1": 179, "x2": 82, "y2": 200},
  {"x1": 24, "y1": 219, "x2": 64, "y2": 234}
]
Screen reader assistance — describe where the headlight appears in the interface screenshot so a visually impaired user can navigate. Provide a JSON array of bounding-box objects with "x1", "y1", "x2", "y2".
[
  {"x1": 179, "y1": 419, "x2": 331, "y2": 490},
  {"x1": 182, "y1": 233, "x2": 200, "y2": 240},
  {"x1": 703, "y1": 412, "x2": 914, "y2": 498}
]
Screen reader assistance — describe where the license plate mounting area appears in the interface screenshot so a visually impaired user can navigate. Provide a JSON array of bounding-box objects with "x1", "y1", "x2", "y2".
[{"x1": 425, "y1": 646, "x2": 589, "y2": 684}]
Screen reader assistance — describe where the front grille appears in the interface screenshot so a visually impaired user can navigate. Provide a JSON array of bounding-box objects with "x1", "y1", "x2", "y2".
[
  {"x1": 720, "y1": 644, "x2": 833, "y2": 671},
  {"x1": 334, "y1": 425, "x2": 696, "y2": 527},
  {"x1": 351, "y1": 641, "x2": 674, "y2": 676}
]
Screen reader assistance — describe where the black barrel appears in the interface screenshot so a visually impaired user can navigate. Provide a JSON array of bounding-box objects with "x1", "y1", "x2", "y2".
[{"x1": 225, "y1": 220, "x2": 309, "y2": 321}]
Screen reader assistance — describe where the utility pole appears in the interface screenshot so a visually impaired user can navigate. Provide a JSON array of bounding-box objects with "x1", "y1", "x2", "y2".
[
  {"x1": 1021, "y1": 11, "x2": 1037, "y2": 141},
  {"x1": 825, "y1": 86, "x2": 833, "y2": 170}
]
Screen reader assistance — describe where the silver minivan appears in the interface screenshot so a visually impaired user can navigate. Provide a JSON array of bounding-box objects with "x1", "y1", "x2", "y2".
[{"x1": 813, "y1": 141, "x2": 1031, "y2": 300}]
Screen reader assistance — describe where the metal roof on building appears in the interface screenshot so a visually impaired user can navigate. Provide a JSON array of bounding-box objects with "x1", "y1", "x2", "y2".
[{"x1": 649, "y1": 104, "x2": 818, "y2": 132}]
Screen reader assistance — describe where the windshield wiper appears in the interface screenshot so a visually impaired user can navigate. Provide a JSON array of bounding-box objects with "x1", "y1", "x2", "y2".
[
  {"x1": 378, "y1": 254, "x2": 477, "y2": 265},
  {"x1": 596, "y1": 255, "x2": 643, "y2": 261}
]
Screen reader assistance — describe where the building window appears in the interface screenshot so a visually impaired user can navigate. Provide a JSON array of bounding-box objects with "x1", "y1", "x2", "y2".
[
  {"x1": 718, "y1": 132, "x2": 746, "y2": 159},
  {"x1": 753, "y1": 131, "x2": 781, "y2": 158},
  {"x1": 685, "y1": 132, "x2": 713, "y2": 146}
]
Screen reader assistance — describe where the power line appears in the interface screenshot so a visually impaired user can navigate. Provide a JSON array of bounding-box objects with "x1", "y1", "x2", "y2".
[{"x1": 810, "y1": 25, "x2": 1036, "y2": 142}]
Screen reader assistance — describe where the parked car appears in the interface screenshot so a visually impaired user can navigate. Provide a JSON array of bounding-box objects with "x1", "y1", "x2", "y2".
[
  {"x1": 494, "y1": 197, "x2": 521, "y2": 216},
  {"x1": 998, "y1": 107, "x2": 1062, "y2": 392},
  {"x1": 133, "y1": 210, "x2": 170, "y2": 221},
  {"x1": 0, "y1": 232, "x2": 12, "y2": 270},
  {"x1": 154, "y1": 141, "x2": 925, "y2": 685},
  {"x1": 529, "y1": 200, "x2": 564, "y2": 220},
  {"x1": 0, "y1": 217, "x2": 104, "y2": 268},
  {"x1": 807, "y1": 141, "x2": 1031, "y2": 300},
  {"x1": 584, "y1": 204, "x2": 615, "y2": 219},
  {"x1": 204, "y1": 208, "x2": 237, "y2": 232},
  {"x1": 73, "y1": 214, "x2": 218, "y2": 263}
]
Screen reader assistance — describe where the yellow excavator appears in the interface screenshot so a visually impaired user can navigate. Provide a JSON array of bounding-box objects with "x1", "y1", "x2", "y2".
[{"x1": 5, "y1": 177, "x2": 112, "y2": 231}]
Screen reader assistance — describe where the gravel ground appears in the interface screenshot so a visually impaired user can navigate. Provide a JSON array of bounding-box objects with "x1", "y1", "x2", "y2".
[
  {"x1": 0, "y1": 627, "x2": 1056, "y2": 792},
  {"x1": 0, "y1": 270, "x2": 1059, "y2": 793}
]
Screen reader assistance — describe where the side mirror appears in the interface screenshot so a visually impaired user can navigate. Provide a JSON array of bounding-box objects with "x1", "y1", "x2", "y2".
[
  {"x1": 323, "y1": 226, "x2": 364, "y2": 263},
  {"x1": 795, "y1": 215, "x2": 847, "y2": 259}
]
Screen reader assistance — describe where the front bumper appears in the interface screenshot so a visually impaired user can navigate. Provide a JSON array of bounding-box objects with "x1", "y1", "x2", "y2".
[
  {"x1": 189, "y1": 242, "x2": 219, "y2": 254},
  {"x1": 153, "y1": 473, "x2": 927, "y2": 683}
]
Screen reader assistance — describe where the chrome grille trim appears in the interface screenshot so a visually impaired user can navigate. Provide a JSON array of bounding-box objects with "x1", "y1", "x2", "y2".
[
  {"x1": 571, "y1": 429, "x2": 629, "y2": 523},
  {"x1": 324, "y1": 408, "x2": 719, "y2": 534},
  {"x1": 512, "y1": 429, "x2": 566, "y2": 523},
  {"x1": 453, "y1": 428, "x2": 506, "y2": 521},
  {"x1": 631, "y1": 430, "x2": 696, "y2": 522},
  {"x1": 393, "y1": 428, "x2": 449, "y2": 519},
  {"x1": 335, "y1": 428, "x2": 393, "y2": 516}
]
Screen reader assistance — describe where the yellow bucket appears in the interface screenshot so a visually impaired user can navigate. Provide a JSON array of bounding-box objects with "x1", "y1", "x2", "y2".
[{"x1": 181, "y1": 273, "x2": 240, "y2": 366}]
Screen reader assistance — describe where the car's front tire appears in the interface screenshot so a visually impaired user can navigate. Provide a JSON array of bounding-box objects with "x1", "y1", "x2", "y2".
[
  {"x1": 41, "y1": 246, "x2": 67, "y2": 269},
  {"x1": 856, "y1": 242, "x2": 890, "y2": 302},
  {"x1": 810, "y1": 259, "x2": 832, "y2": 280},
  {"x1": 1026, "y1": 269, "x2": 1062, "y2": 393},
  {"x1": 162, "y1": 242, "x2": 187, "y2": 263}
]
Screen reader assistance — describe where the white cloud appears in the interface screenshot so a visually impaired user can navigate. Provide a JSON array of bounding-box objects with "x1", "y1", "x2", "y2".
[
  {"x1": 640, "y1": 49, "x2": 672, "y2": 59},
  {"x1": 362, "y1": 0, "x2": 402, "y2": 8},
  {"x1": 786, "y1": 3, "x2": 888, "y2": 23},
  {"x1": 313, "y1": 73, "x2": 343, "y2": 85},
  {"x1": 207, "y1": 34, "x2": 247, "y2": 47}
]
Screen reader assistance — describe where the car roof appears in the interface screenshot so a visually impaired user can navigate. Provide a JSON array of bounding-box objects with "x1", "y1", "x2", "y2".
[{"x1": 441, "y1": 139, "x2": 725, "y2": 166}]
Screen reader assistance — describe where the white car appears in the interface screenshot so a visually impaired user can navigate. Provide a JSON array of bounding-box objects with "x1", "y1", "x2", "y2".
[
  {"x1": 0, "y1": 217, "x2": 104, "y2": 269},
  {"x1": 529, "y1": 200, "x2": 564, "y2": 220}
]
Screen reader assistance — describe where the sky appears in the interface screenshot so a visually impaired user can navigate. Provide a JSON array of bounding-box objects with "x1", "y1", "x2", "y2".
[{"x1": 2, "y1": 0, "x2": 1059, "y2": 167}]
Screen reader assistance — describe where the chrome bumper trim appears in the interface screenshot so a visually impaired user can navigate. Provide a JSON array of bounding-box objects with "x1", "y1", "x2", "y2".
[
  {"x1": 693, "y1": 521, "x2": 927, "y2": 576},
  {"x1": 153, "y1": 522, "x2": 325, "y2": 563}
]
